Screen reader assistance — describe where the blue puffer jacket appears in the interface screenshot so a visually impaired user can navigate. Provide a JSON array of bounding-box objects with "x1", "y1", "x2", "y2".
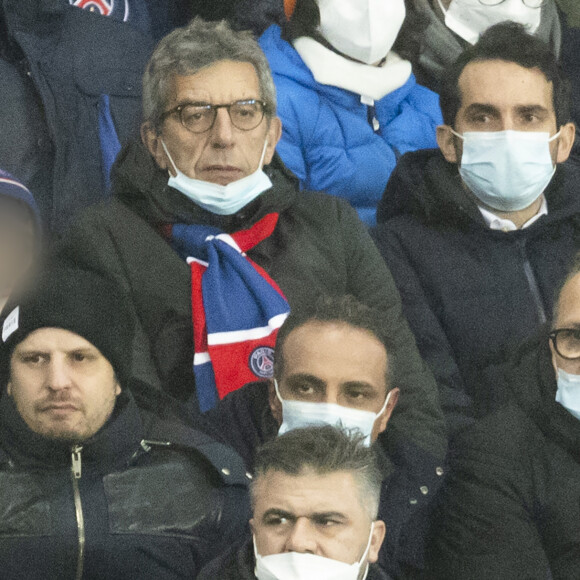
[{"x1": 259, "y1": 24, "x2": 442, "y2": 225}]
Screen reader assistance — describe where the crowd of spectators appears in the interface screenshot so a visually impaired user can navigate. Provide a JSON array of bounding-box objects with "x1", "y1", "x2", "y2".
[{"x1": 1, "y1": 1, "x2": 579, "y2": 578}]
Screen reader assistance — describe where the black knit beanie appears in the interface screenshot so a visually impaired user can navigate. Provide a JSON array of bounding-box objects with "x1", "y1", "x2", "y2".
[{"x1": 1, "y1": 268, "x2": 134, "y2": 387}]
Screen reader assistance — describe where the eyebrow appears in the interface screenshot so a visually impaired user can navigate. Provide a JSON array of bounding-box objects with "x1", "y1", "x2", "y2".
[
  {"x1": 515, "y1": 104, "x2": 550, "y2": 117},
  {"x1": 285, "y1": 374, "x2": 326, "y2": 389},
  {"x1": 261, "y1": 508, "x2": 348, "y2": 523}
]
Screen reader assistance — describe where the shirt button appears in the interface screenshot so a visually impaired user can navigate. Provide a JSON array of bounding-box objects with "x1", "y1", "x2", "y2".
[
  {"x1": 221, "y1": 467, "x2": 231, "y2": 476},
  {"x1": 436, "y1": 466, "x2": 444, "y2": 476},
  {"x1": 420, "y1": 486, "x2": 429, "y2": 495},
  {"x1": 409, "y1": 499, "x2": 418, "y2": 505}
]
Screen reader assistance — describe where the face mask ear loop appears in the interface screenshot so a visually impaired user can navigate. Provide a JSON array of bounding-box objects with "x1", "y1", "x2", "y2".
[
  {"x1": 357, "y1": 521, "x2": 375, "y2": 580},
  {"x1": 435, "y1": 0, "x2": 447, "y2": 16},
  {"x1": 161, "y1": 140, "x2": 180, "y2": 176},
  {"x1": 549, "y1": 129, "x2": 562, "y2": 143},
  {"x1": 376, "y1": 389, "x2": 393, "y2": 420},
  {"x1": 257, "y1": 138, "x2": 269, "y2": 172},
  {"x1": 448, "y1": 127, "x2": 464, "y2": 140},
  {"x1": 274, "y1": 378, "x2": 284, "y2": 405}
]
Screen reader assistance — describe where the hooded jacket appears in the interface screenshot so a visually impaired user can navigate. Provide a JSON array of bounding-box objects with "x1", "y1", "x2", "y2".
[
  {"x1": 426, "y1": 334, "x2": 580, "y2": 579},
  {"x1": 258, "y1": 24, "x2": 442, "y2": 225},
  {"x1": 54, "y1": 139, "x2": 447, "y2": 464},
  {"x1": 409, "y1": 0, "x2": 561, "y2": 93},
  {"x1": 0, "y1": 388, "x2": 251, "y2": 579},
  {"x1": 197, "y1": 537, "x2": 393, "y2": 580},
  {"x1": 374, "y1": 149, "x2": 580, "y2": 428}
]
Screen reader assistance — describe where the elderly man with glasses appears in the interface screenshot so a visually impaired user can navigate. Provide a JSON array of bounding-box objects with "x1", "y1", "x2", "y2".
[
  {"x1": 424, "y1": 255, "x2": 580, "y2": 578},
  {"x1": 53, "y1": 17, "x2": 446, "y2": 485}
]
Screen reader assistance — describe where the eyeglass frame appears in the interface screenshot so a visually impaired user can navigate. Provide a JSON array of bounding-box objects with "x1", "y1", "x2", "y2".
[
  {"x1": 159, "y1": 99, "x2": 270, "y2": 134},
  {"x1": 549, "y1": 328, "x2": 580, "y2": 360},
  {"x1": 477, "y1": 0, "x2": 545, "y2": 7}
]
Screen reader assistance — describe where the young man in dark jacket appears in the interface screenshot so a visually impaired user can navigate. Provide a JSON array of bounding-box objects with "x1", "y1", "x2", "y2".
[
  {"x1": 374, "y1": 22, "x2": 578, "y2": 429},
  {"x1": 54, "y1": 18, "x2": 446, "y2": 474},
  {"x1": 199, "y1": 425, "x2": 392, "y2": 580},
  {"x1": 426, "y1": 257, "x2": 580, "y2": 579},
  {"x1": 0, "y1": 268, "x2": 251, "y2": 579}
]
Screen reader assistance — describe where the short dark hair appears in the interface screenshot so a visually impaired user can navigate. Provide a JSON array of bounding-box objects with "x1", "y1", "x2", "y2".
[
  {"x1": 439, "y1": 22, "x2": 571, "y2": 127},
  {"x1": 274, "y1": 295, "x2": 394, "y2": 387},
  {"x1": 552, "y1": 251, "x2": 580, "y2": 325},
  {"x1": 252, "y1": 425, "x2": 383, "y2": 518}
]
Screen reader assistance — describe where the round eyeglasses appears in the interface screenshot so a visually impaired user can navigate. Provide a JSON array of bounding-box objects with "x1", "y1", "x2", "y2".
[
  {"x1": 160, "y1": 99, "x2": 269, "y2": 134},
  {"x1": 478, "y1": 0, "x2": 545, "y2": 7},
  {"x1": 549, "y1": 328, "x2": 580, "y2": 360}
]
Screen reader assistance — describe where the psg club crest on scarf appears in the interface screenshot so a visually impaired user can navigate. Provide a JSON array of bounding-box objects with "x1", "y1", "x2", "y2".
[
  {"x1": 249, "y1": 347, "x2": 275, "y2": 378},
  {"x1": 70, "y1": 0, "x2": 129, "y2": 21}
]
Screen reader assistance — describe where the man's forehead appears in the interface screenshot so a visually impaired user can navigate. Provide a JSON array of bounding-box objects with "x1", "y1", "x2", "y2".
[
  {"x1": 254, "y1": 468, "x2": 361, "y2": 513},
  {"x1": 556, "y1": 273, "x2": 580, "y2": 327},
  {"x1": 14, "y1": 327, "x2": 98, "y2": 352},
  {"x1": 457, "y1": 59, "x2": 555, "y2": 113},
  {"x1": 168, "y1": 60, "x2": 261, "y2": 105}
]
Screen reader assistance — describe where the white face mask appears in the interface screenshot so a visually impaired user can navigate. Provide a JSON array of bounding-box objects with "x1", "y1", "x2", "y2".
[
  {"x1": 451, "y1": 129, "x2": 558, "y2": 212},
  {"x1": 275, "y1": 379, "x2": 392, "y2": 446},
  {"x1": 555, "y1": 368, "x2": 580, "y2": 421},
  {"x1": 317, "y1": 0, "x2": 406, "y2": 65},
  {"x1": 437, "y1": 0, "x2": 542, "y2": 45},
  {"x1": 254, "y1": 523, "x2": 374, "y2": 580},
  {"x1": 161, "y1": 139, "x2": 273, "y2": 215}
]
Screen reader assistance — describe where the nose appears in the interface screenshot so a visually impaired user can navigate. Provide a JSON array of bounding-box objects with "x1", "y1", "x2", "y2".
[
  {"x1": 45, "y1": 357, "x2": 72, "y2": 392},
  {"x1": 210, "y1": 107, "x2": 234, "y2": 148},
  {"x1": 284, "y1": 517, "x2": 318, "y2": 555}
]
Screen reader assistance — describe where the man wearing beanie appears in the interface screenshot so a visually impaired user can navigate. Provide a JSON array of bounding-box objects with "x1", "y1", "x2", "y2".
[
  {"x1": 0, "y1": 268, "x2": 251, "y2": 579},
  {"x1": 0, "y1": 169, "x2": 41, "y2": 314}
]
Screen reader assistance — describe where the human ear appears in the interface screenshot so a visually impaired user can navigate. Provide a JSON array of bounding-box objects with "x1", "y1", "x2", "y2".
[
  {"x1": 437, "y1": 125, "x2": 459, "y2": 164},
  {"x1": 367, "y1": 520, "x2": 386, "y2": 563},
  {"x1": 268, "y1": 379, "x2": 283, "y2": 425},
  {"x1": 141, "y1": 122, "x2": 171, "y2": 173},
  {"x1": 376, "y1": 388, "x2": 399, "y2": 435},
  {"x1": 263, "y1": 117, "x2": 282, "y2": 166},
  {"x1": 555, "y1": 122, "x2": 576, "y2": 164}
]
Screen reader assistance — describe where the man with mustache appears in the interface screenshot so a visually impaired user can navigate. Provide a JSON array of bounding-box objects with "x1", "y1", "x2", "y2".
[{"x1": 0, "y1": 268, "x2": 251, "y2": 579}]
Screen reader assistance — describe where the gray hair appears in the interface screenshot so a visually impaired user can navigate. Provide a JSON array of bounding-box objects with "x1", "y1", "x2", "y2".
[
  {"x1": 251, "y1": 425, "x2": 383, "y2": 519},
  {"x1": 142, "y1": 17, "x2": 277, "y2": 130}
]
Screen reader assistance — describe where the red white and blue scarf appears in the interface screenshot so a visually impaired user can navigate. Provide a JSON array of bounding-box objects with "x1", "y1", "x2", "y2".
[{"x1": 171, "y1": 213, "x2": 290, "y2": 411}]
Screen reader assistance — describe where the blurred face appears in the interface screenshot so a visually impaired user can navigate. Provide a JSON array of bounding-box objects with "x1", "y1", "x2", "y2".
[
  {"x1": 269, "y1": 321, "x2": 399, "y2": 443},
  {"x1": 142, "y1": 60, "x2": 281, "y2": 186},
  {"x1": 550, "y1": 273, "x2": 580, "y2": 375},
  {"x1": 251, "y1": 468, "x2": 385, "y2": 573},
  {"x1": 8, "y1": 328, "x2": 121, "y2": 442},
  {"x1": 437, "y1": 59, "x2": 575, "y2": 165},
  {"x1": 0, "y1": 202, "x2": 36, "y2": 313}
]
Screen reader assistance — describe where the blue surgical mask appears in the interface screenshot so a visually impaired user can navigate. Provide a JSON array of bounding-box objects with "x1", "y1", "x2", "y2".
[
  {"x1": 451, "y1": 129, "x2": 559, "y2": 212},
  {"x1": 275, "y1": 379, "x2": 392, "y2": 446},
  {"x1": 556, "y1": 368, "x2": 580, "y2": 421},
  {"x1": 161, "y1": 139, "x2": 272, "y2": 215}
]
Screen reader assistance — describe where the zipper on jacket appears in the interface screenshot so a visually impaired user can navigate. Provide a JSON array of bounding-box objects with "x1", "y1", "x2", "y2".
[
  {"x1": 71, "y1": 445, "x2": 85, "y2": 580},
  {"x1": 517, "y1": 239, "x2": 547, "y2": 324}
]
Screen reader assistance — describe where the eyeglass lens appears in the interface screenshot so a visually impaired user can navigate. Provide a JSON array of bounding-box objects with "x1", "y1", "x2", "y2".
[{"x1": 180, "y1": 101, "x2": 265, "y2": 133}]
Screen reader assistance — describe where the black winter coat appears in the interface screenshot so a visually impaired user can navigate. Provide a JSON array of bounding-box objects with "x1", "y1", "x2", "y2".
[
  {"x1": 426, "y1": 334, "x2": 580, "y2": 579},
  {"x1": 0, "y1": 389, "x2": 251, "y2": 579},
  {"x1": 54, "y1": 140, "x2": 447, "y2": 464},
  {"x1": 374, "y1": 149, "x2": 580, "y2": 428}
]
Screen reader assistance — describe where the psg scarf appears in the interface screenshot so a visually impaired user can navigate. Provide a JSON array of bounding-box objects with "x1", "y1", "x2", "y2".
[{"x1": 171, "y1": 213, "x2": 290, "y2": 412}]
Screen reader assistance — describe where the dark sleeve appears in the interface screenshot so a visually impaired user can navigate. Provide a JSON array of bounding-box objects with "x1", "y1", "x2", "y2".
[
  {"x1": 202, "y1": 382, "x2": 276, "y2": 470},
  {"x1": 52, "y1": 204, "x2": 162, "y2": 390},
  {"x1": 373, "y1": 223, "x2": 475, "y2": 433},
  {"x1": 426, "y1": 417, "x2": 550, "y2": 579},
  {"x1": 339, "y1": 201, "x2": 448, "y2": 462}
]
